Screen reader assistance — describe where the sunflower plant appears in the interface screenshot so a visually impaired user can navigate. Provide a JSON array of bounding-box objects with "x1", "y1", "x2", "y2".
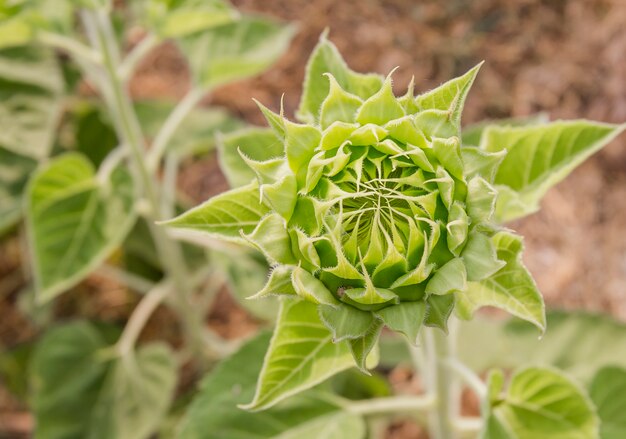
[{"x1": 167, "y1": 32, "x2": 626, "y2": 438}]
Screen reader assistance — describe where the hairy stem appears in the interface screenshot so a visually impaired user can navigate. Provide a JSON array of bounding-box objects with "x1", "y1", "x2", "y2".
[
  {"x1": 119, "y1": 33, "x2": 159, "y2": 81},
  {"x1": 79, "y1": 8, "x2": 221, "y2": 360}
]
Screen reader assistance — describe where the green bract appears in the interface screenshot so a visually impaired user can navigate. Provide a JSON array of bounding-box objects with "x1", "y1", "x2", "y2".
[{"x1": 167, "y1": 33, "x2": 625, "y2": 409}]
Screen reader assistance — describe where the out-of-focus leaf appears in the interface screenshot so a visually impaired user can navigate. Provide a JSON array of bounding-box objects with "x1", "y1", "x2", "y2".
[
  {"x1": 180, "y1": 16, "x2": 295, "y2": 89},
  {"x1": 141, "y1": 0, "x2": 237, "y2": 38},
  {"x1": 0, "y1": 45, "x2": 63, "y2": 234},
  {"x1": 0, "y1": 342, "x2": 33, "y2": 401},
  {"x1": 26, "y1": 153, "x2": 136, "y2": 303},
  {"x1": 458, "y1": 311, "x2": 626, "y2": 383},
  {"x1": 0, "y1": 1, "x2": 73, "y2": 48},
  {"x1": 31, "y1": 321, "x2": 177, "y2": 439},
  {"x1": 482, "y1": 366, "x2": 598, "y2": 439},
  {"x1": 179, "y1": 331, "x2": 366, "y2": 439},
  {"x1": 74, "y1": 104, "x2": 118, "y2": 166},
  {"x1": 590, "y1": 366, "x2": 626, "y2": 439}
]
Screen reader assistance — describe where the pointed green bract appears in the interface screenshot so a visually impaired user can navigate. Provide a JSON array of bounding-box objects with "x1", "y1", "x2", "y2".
[
  {"x1": 415, "y1": 63, "x2": 482, "y2": 129},
  {"x1": 27, "y1": 153, "x2": 135, "y2": 303},
  {"x1": 590, "y1": 367, "x2": 626, "y2": 439},
  {"x1": 483, "y1": 120, "x2": 626, "y2": 223},
  {"x1": 164, "y1": 182, "x2": 270, "y2": 243},
  {"x1": 319, "y1": 304, "x2": 375, "y2": 341},
  {"x1": 241, "y1": 299, "x2": 355, "y2": 411},
  {"x1": 456, "y1": 231, "x2": 546, "y2": 333},
  {"x1": 424, "y1": 294, "x2": 455, "y2": 333},
  {"x1": 297, "y1": 32, "x2": 384, "y2": 124},
  {"x1": 375, "y1": 301, "x2": 425, "y2": 345},
  {"x1": 482, "y1": 366, "x2": 599, "y2": 439}
]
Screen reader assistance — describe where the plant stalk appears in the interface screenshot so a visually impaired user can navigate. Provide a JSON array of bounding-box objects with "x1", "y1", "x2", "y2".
[{"x1": 79, "y1": 8, "x2": 220, "y2": 361}]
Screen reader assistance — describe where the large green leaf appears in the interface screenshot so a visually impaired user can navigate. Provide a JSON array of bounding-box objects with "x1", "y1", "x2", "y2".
[
  {"x1": 142, "y1": 0, "x2": 237, "y2": 38},
  {"x1": 296, "y1": 32, "x2": 384, "y2": 124},
  {"x1": 163, "y1": 182, "x2": 270, "y2": 243},
  {"x1": 181, "y1": 16, "x2": 295, "y2": 89},
  {"x1": 217, "y1": 127, "x2": 284, "y2": 188},
  {"x1": 482, "y1": 366, "x2": 598, "y2": 439},
  {"x1": 26, "y1": 153, "x2": 136, "y2": 303},
  {"x1": 241, "y1": 299, "x2": 356, "y2": 411},
  {"x1": 456, "y1": 231, "x2": 545, "y2": 333},
  {"x1": 457, "y1": 311, "x2": 626, "y2": 383},
  {"x1": 590, "y1": 367, "x2": 626, "y2": 439},
  {"x1": 179, "y1": 331, "x2": 365, "y2": 439},
  {"x1": 31, "y1": 321, "x2": 177, "y2": 439},
  {"x1": 482, "y1": 121, "x2": 626, "y2": 222}
]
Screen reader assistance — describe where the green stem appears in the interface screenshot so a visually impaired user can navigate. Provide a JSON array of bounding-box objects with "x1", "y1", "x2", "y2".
[
  {"x1": 117, "y1": 281, "x2": 171, "y2": 356},
  {"x1": 118, "y1": 33, "x2": 159, "y2": 81},
  {"x1": 79, "y1": 8, "x2": 222, "y2": 361},
  {"x1": 417, "y1": 324, "x2": 462, "y2": 439}
]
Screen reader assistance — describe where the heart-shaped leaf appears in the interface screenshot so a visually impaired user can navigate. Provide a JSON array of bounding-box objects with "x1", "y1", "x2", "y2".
[{"x1": 27, "y1": 153, "x2": 136, "y2": 303}]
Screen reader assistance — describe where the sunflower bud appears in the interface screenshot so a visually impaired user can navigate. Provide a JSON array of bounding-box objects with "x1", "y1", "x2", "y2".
[{"x1": 233, "y1": 41, "x2": 510, "y2": 361}]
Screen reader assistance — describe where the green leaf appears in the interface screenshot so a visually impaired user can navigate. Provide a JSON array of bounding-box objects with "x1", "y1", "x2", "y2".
[
  {"x1": 415, "y1": 63, "x2": 482, "y2": 128},
  {"x1": 297, "y1": 32, "x2": 384, "y2": 124},
  {"x1": 458, "y1": 311, "x2": 626, "y2": 383},
  {"x1": 241, "y1": 299, "x2": 355, "y2": 411},
  {"x1": 456, "y1": 231, "x2": 545, "y2": 333},
  {"x1": 181, "y1": 16, "x2": 295, "y2": 89},
  {"x1": 94, "y1": 344, "x2": 178, "y2": 439},
  {"x1": 31, "y1": 321, "x2": 177, "y2": 439},
  {"x1": 590, "y1": 367, "x2": 626, "y2": 439},
  {"x1": 375, "y1": 301, "x2": 425, "y2": 345},
  {"x1": 142, "y1": 0, "x2": 237, "y2": 38},
  {"x1": 27, "y1": 153, "x2": 136, "y2": 303},
  {"x1": 179, "y1": 331, "x2": 365, "y2": 439},
  {"x1": 163, "y1": 182, "x2": 270, "y2": 243},
  {"x1": 135, "y1": 100, "x2": 242, "y2": 157},
  {"x1": 482, "y1": 366, "x2": 599, "y2": 439},
  {"x1": 482, "y1": 121, "x2": 626, "y2": 223},
  {"x1": 217, "y1": 127, "x2": 284, "y2": 188}
]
